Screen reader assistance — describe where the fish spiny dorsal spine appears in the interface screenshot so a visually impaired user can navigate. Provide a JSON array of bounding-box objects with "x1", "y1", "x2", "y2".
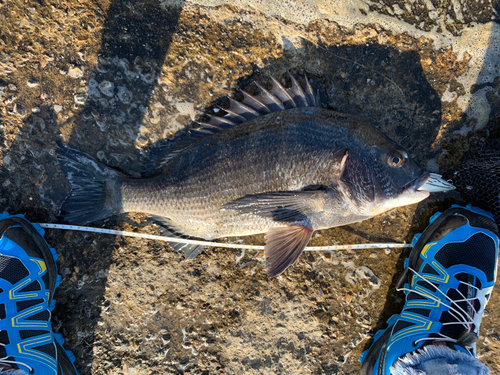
[
  {"x1": 194, "y1": 73, "x2": 317, "y2": 133},
  {"x1": 143, "y1": 73, "x2": 320, "y2": 177}
]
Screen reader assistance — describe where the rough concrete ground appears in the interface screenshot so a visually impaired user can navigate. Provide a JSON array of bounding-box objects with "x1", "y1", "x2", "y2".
[{"x1": 0, "y1": 0, "x2": 499, "y2": 374}]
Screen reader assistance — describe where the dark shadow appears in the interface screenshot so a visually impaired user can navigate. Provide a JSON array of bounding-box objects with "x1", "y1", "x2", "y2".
[
  {"x1": 361, "y1": 0, "x2": 500, "y2": 362},
  {"x1": 339, "y1": 225, "x2": 403, "y2": 245},
  {"x1": 64, "y1": 0, "x2": 186, "y2": 173},
  {"x1": 53, "y1": 1, "x2": 185, "y2": 372},
  {"x1": 0, "y1": 1, "x2": 184, "y2": 373}
]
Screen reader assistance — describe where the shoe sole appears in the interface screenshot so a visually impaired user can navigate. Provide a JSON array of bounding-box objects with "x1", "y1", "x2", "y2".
[{"x1": 359, "y1": 314, "x2": 399, "y2": 374}]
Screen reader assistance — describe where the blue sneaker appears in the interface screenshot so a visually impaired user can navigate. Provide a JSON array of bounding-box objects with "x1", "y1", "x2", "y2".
[
  {"x1": 0, "y1": 213, "x2": 79, "y2": 374},
  {"x1": 360, "y1": 205, "x2": 499, "y2": 374}
]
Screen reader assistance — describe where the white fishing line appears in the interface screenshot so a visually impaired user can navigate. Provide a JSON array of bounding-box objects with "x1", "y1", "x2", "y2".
[{"x1": 38, "y1": 223, "x2": 412, "y2": 251}]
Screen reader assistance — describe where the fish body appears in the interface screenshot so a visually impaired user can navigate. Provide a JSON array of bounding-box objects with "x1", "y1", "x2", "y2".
[
  {"x1": 57, "y1": 75, "x2": 450, "y2": 277},
  {"x1": 121, "y1": 107, "x2": 424, "y2": 237}
]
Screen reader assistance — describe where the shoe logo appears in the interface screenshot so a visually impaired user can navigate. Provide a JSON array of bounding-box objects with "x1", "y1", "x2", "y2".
[
  {"x1": 17, "y1": 333, "x2": 57, "y2": 369},
  {"x1": 390, "y1": 313, "x2": 433, "y2": 343},
  {"x1": 408, "y1": 263, "x2": 450, "y2": 308},
  {"x1": 29, "y1": 259, "x2": 47, "y2": 276},
  {"x1": 421, "y1": 242, "x2": 437, "y2": 258},
  {"x1": 12, "y1": 305, "x2": 50, "y2": 329},
  {"x1": 410, "y1": 261, "x2": 449, "y2": 285},
  {"x1": 408, "y1": 285, "x2": 443, "y2": 309},
  {"x1": 9, "y1": 278, "x2": 40, "y2": 300}
]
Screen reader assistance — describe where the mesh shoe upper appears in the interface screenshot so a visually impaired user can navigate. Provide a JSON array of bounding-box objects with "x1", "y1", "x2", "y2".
[
  {"x1": 360, "y1": 205, "x2": 499, "y2": 375},
  {"x1": 0, "y1": 213, "x2": 78, "y2": 375}
]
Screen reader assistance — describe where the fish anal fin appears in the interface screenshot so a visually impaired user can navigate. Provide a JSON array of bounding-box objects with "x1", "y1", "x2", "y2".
[
  {"x1": 148, "y1": 215, "x2": 206, "y2": 260},
  {"x1": 265, "y1": 225, "x2": 313, "y2": 277}
]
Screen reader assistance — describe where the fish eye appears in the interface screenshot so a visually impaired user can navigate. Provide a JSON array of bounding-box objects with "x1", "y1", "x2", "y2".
[{"x1": 387, "y1": 151, "x2": 405, "y2": 168}]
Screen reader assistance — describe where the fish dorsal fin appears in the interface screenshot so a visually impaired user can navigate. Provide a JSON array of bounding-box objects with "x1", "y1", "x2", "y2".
[
  {"x1": 143, "y1": 74, "x2": 318, "y2": 176},
  {"x1": 202, "y1": 73, "x2": 317, "y2": 128}
]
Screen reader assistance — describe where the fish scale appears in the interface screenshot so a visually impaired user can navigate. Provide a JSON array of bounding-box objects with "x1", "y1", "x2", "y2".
[
  {"x1": 56, "y1": 75, "x2": 453, "y2": 277},
  {"x1": 120, "y1": 110, "x2": 349, "y2": 237}
]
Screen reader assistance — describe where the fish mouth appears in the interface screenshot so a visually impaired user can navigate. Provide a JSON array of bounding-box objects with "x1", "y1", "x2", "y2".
[
  {"x1": 405, "y1": 173, "x2": 430, "y2": 192},
  {"x1": 404, "y1": 172, "x2": 456, "y2": 193}
]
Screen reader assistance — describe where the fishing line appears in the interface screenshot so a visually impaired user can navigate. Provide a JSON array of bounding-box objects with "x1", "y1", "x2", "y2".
[
  {"x1": 296, "y1": 33, "x2": 406, "y2": 97},
  {"x1": 38, "y1": 223, "x2": 412, "y2": 251},
  {"x1": 274, "y1": 18, "x2": 406, "y2": 97}
]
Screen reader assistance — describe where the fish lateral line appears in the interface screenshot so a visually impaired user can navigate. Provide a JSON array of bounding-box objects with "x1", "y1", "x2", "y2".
[{"x1": 38, "y1": 223, "x2": 411, "y2": 251}]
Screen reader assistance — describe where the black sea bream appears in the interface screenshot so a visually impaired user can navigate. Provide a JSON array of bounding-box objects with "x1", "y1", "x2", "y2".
[{"x1": 57, "y1": 75, "x2": 452, "y2": 277}]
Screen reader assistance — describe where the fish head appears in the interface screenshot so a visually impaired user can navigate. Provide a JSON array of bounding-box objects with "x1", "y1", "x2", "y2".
[
  {"x1": 337, "y1": 142, "x2": 450, "y2": 217},
  {"x1": 370, "y1": 149, "x2": 431, "y2": 214}
]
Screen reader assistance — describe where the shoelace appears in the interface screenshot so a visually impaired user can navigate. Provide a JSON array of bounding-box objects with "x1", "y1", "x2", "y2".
[
  {"x1": 0, "y1": 340, "x2": 33, "y2": 374},
  {"x1": 0, "y1": 358, "x2": 33, "y2": 374},
  {"x1": 396, "y1": 267, "x2": 481, "y2": 347}
]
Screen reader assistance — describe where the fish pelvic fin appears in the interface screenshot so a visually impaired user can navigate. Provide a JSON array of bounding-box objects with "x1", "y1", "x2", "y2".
[
  {"x1": 56, "y1": 143, "x2": 123, "y2": 224},
  {"x1": 265, "y1": 225, "x2": 313, "y2": 278},
  {"x1": 149, "y1": 215, "x2": 206, "y2": 259}
]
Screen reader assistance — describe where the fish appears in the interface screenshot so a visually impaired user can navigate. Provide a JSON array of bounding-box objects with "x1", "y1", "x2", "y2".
[{"x1": 56, "y1": 74, "x2": 454, "y2": 277}]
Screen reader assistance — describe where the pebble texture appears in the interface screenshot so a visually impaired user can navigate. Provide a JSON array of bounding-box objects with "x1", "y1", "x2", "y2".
[{"x1": 0, "y1": 0, "x2": 499, "y2": 374}]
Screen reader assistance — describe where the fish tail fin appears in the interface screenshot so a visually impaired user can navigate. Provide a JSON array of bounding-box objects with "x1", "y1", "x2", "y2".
[{"x1": 56, "y1": 143, "x2": 124, "y2": 224}]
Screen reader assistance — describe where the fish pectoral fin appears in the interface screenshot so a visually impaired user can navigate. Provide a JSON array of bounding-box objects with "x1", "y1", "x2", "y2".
[
  {"x1": 227, "y1": 191, "x2": 322, "y2": 276},
  {"x1": 225, "y1": 189, "x2": 327, "y2": 223},
  {"x1": 148, "y1": 215, "x2": 206, "y2": 260},
  {"x1": 265, "y1": 225, "x2": 313, "y2": 278}
]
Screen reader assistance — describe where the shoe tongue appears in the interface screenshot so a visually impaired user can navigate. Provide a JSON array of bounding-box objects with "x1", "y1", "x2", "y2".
[{"x1": 438, "y1": 273, "x2": 481, "y2": 342}]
